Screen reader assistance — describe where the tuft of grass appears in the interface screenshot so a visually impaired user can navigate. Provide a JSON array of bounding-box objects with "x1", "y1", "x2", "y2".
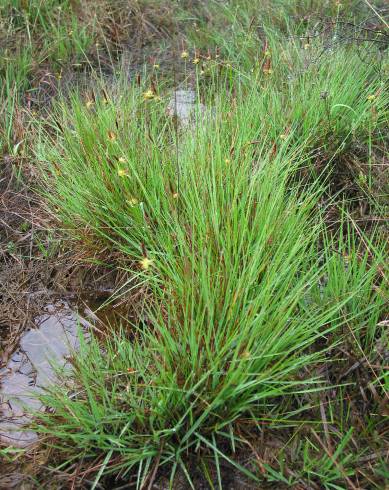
[{"x1": 34, "y1": 70, "x2": 387, "y2": 486}]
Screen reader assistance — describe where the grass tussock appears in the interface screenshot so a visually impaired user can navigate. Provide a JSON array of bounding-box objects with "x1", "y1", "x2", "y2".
[{"x1": 36, "y1": 51, "x2": 388, "y2": 489}]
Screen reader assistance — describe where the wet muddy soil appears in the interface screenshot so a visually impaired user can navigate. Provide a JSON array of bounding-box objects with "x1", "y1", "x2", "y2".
[{"x1": 0, "y1": 301, "x2": 94, "y2": 447}]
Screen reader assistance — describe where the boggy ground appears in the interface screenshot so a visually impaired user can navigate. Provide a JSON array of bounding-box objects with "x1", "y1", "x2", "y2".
[{"x1": 1, "y1": 1, "x2": 388, "y2": 489}]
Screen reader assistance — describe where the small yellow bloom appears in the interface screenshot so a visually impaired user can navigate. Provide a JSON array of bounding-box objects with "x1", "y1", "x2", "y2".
[
  {"x1": 280, "y1": 134, "x2": 287, "y2": 140},
  {"x1": 128, "y1": 197, "x2": 139, "y2": 206},
  {"x1": 181, "y1": 50, "x2": 189, "y2": 59},
  {"x1": 192, "y1": 57, "x2": 200, "y2": 65},
  {"x1": 140, "y1": 257, "x2": 153, "y2": 270},
  {"x1": 304, "y1": 43, "x2": 310, "y2": 50},
  {"x1": 153, "y1": 64, "x2": 160, "y2": 69},
  {"x1": 143, "y1": 89, "x2": 155, "y2": 100},
  {"x1": 172, "y1": 192, "x2": 179, "y2": 199},
  {"x1": 118, "y1": 157, "x2": 126, "y2": 163},
  {"x1": 224, "y1": 158, "x2": 230, "y2": 164},
  {"x1": 86, "y1": 100, "x2": 94, "y2": 109},
  {"x1": 367, "y1": 94, "x2": 376, "y2": 102},
  {"x1": 117, "y1": 168, "x2": 128, "y2": 177}
]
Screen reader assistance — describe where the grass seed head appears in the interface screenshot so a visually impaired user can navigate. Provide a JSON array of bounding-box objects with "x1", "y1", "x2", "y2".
[
  {"x1": 143, "y1": 89, "x2": 155, "y2": 100},
  {"x1": 128, "y1": 198, "x2": 139, "y2": 206},
  {"x1": 117, "y1": 168, "x2": 127, "y2": 177},
  {"x1": 140, "y1": 257, "x2": 153, "y2": 270}
]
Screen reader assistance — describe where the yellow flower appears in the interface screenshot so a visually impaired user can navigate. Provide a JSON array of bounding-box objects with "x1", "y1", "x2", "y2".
[
  {"x1": 143, "y1": 89, "x2": 155, "y2": 100},
  {"x1": 172, "y1": 192, "x2": 179, "y2": 199},
  {"x1": 153, "y1": 64, "x2": 160, "y2": 69},
  {"x1": 140, "y1": 257, "x2": 153, "y2": 270},
  {"x1": 118, "y1": 157, "x2": 126, "y2": 163},
  {"x1": 192, "y1": 57, "x2": 200, "y2": 65},
  {"x1": 304, "y1": 43, "x2": 310, "y2": 50},
  {"x1": 117, "y1": 168, "x2": 128, "y2": 177},
  {"x1": 367, "y1": 94, "x2": 376, "y2": 102},
  {"x1": 224, "y1": 158, "x2": 230, "y2": 164},
  {"x1": 86, "y1": 100, "x2": 94, "y2": 109},
  {"x1": 128, "y1": 197, "x2": 139, "y2": 206},
  {"x1": 280, "y1": 134, "x2": 287, "y2": 140},
  {"x1": 181, "y1": 50, "x2": 189, "y2": 59}
]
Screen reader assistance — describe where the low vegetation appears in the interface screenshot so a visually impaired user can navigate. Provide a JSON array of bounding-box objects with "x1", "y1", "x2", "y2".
[{"x1": 1, "y1": 0, "x2": 388, "y2": 488}]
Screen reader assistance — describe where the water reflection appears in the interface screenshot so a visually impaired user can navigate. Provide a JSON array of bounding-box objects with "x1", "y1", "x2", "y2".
[{"x1": 0, "y1": 301, "x2": 92, "y2": 447}]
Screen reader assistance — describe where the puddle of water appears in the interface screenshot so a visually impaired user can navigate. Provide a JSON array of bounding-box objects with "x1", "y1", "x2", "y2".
[
  {"x1": 0, "y1": 301, "x2": 93, "y2": 448},
  {"x1": 167, "y1": 89, "x2": 206, "y2": 126}
]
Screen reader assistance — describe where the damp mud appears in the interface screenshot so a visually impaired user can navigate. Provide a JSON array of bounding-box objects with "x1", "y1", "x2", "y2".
[{"x1": 0, "y1": 301, "x2": 95, "y2": 448}]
